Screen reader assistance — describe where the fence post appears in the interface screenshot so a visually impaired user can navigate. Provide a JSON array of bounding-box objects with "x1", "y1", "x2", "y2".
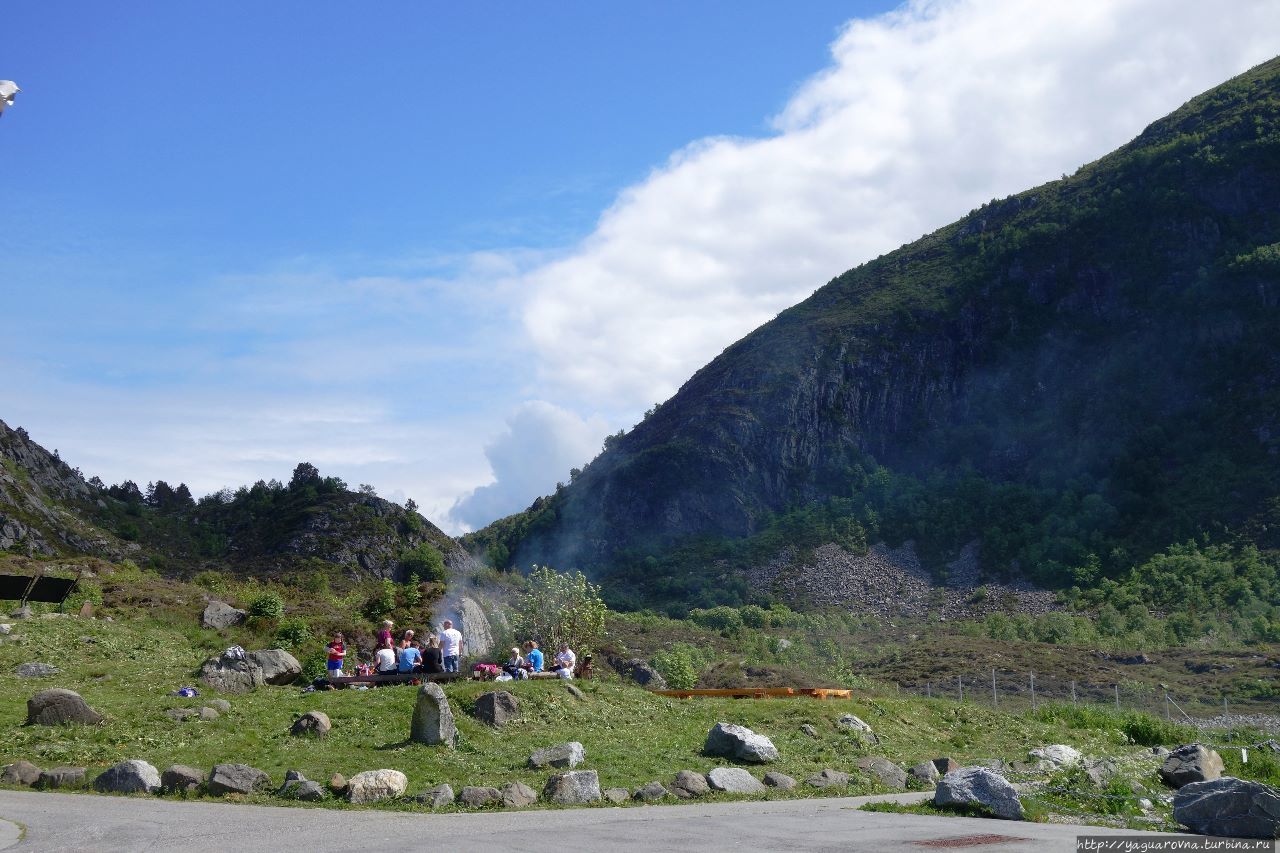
[
  {"x1": 1114, "y1": 683, "x2": 1120, "y2": 710},
  {"x1": 926, "y1": 681, "x2": 931, "y2": 699},
  {"x1": 992, "y1": 668, "x2": 998, "y2": 709},
  {"x1": 1071, "y1": 680, "x2": 1077, "y2": 705},
  {"x1": 958, "y1": 676, "x2": 964, "y2": 703},
  {"x1": 1030, "y1": 671, "x2": 1036, "y2": 712}
]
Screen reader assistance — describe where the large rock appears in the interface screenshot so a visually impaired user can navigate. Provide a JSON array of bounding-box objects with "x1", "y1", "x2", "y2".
[
  {"x1": 1029, "y1": 744, "x2": 1083, "y2": 769},
  {"x1": 910, "y1": 761, "x2": 941, "y2": 785},
  {"x1": 161, "y1": 764, "x2": 205, "y2": 793},
  {"x1": 442, "y1": 595, "x2": 495, "y2": 657},
  {"x1": 16, "y1": 662, "x2": 59, "y2": 678},
  {"x1": 610, "y1": 657, "x2": 668, "y2": 690},
  {"x1": 290, "y1": 710, "x2": 331, "y2": 737},
  {"x1": 475, "y1": 691, "x2": 520, "y2": 727},
  {"x1": 412, "y1": 783, "x2": 455, "y2": 808},
  {"x1": 671, "y1": 769, "x2": 710, "y2": 799},
  {"x1": 707, "y1": 767, "x2": 767, "y2": 794},
  {"x1": 27, "y1": 688, "x2": 103, "y2": 725},
  {"x1": 1, "y1": 760, "x2": 42, "y2": 785},
  {"x1": 806, "y1": 769, "x2": 850, "y2": 788},
  {"x1": 460, "y1": 785, "x2": 502, "y2": 807},
  {"x1": 935, "y1": 767, "x2": 1024, "y2": 820},
  {"x1": 281, "y1": 779, "x2": 325, "y2": 801},
  {"x1": 247, "y1": 649, "x2": 302, "y2": 685},
  {"x1": 1174, "y1": 777, "x2": 1280, "y2": 838},
  {"x1": 856, "y1": 756, "x2": 908, "y2": 789},
  {"x1": 94, "y1": 760, "x2": 161, "y2": 794},
  {"x1": 201, "y1": 600, "x2": 247, "y2": 629},
  {"x1": 198, "y1": 652, "x2": 265, "y2": 694},
  {"x1": 634, "y1": 781, "x2": 669, "y2": 801},
  {"x1": 704, "y1": 722, "x2": 779, "y2": 763},
  {"x1": 410, "y1": 682, "x2": 458, "y2": 746},
  {"x1": 37, "y1": 766, "x2": 86, "y2": 789},
  {"x1": 501, "y1": 781, "x2": 539, "y2": 807},
  {"x1": 603, "y1": 787, "x2": 631, "y2": 803},
  {"x1": 208, "y1": 763, "x2": 271, "y2": 796},
  {"x1": 763, "y1": 771, "x2": 797, "y2": 790},
  {"x1": 347, "y1": 769, "x2": 408, "y2": 804},
  {"x1": 529, "y1": 742, "x2": 585, "y2": 769},
  {"x1": 544, "y1": 770, "x2": 602, "y2": 804},
  {"x1": 1161, "y1": 744, "x2": 1224, "y2": 789}
]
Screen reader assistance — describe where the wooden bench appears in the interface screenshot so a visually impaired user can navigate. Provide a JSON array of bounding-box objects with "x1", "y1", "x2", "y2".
[
  {"x1": 653, "y1": 687, "x2": 852, "y2": 700},
  {"x1": 329, "y1": 671, "x2": 464, "y2": 687}
]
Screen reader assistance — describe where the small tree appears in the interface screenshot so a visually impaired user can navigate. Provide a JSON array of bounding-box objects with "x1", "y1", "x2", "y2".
[{"x1": 511, "y1": 565, "x2": 607, "y2": 655}]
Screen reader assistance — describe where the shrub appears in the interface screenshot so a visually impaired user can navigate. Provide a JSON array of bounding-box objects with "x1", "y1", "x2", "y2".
[
  {"x1": 739, "y1": 604, "x2": 770, "y2": 629},
  {"x1": 400, "y1": 543, "x2": 447, "y2": 584},
  {"x1": 511, "y1": 565, "x2": 608, "y2": 654},
  {"x1": 651, "y1": 643, "x2": 705, "y2": 690},
  {"x1": 248, "y1": 591, "x2": 285, "y2": 621},
  {"x1": 193, "y1": 571, "x2": 230, "y2": 595},
  {"x1": 689, "y1": 606, "x2": 744, "y2": 637},
  {"x1": 361, "y1": 579, "x2": 397, "y2": 623},
  {"x1": 274, "y1": 617, "x2": 311, "y2": 649}
]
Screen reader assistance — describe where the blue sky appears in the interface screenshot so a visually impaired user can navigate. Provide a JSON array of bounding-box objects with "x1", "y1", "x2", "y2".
[{"x1": 2, "y1": 1, "x2": 1278, "y2": 532}]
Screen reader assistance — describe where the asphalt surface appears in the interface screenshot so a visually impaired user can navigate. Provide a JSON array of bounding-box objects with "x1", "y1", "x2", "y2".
[{"x1": 0, "y1": 789, "x2": 1193, "y2": 852}]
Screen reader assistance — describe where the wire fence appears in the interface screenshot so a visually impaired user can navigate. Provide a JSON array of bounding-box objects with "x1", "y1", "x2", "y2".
[{"x1": 892, "y1": 669, "x2": 1280, "y2": 727}]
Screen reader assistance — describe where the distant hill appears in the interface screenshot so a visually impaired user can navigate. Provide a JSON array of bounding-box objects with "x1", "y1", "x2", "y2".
[
  {"x1": 0, "y1": 418, "x2": 475, "y2": 581},
  {"x1": 469, "y1": 57, "x2": 1280, "y2": 610}
]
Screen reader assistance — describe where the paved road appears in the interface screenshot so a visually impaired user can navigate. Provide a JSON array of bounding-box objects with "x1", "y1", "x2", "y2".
[{"x1": 0, "y1": 789, "x2": 1185, "y2": 852}]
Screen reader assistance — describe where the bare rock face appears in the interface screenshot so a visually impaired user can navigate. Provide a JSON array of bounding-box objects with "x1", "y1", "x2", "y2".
[
  {"x1": 27, "y1": 688, "x2": 103, "y2": 726},
  {"x1": 704, "y1": 722, "x2": 778, "y2": 763},
  {"x1": 347, "y1": 769, "x2": 408, "y2": 804},
  {"x1": 442, "y1": 596, "x2": 495, "y2": 657},
  {"x1": 201, "y1": 601, "x2": 247, "y2": 630},
  {"x1": 410, "y1": 682, "x2": 458, "y2": 746}
]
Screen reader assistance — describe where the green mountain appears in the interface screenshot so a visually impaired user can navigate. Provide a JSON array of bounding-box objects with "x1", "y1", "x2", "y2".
[{"x1": 470, "y1": 57, "x2": 1280, "y2": 610}]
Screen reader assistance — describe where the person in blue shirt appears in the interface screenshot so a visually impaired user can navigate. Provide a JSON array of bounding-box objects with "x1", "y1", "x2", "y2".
[
  {"x1": 524, "y1": 640, "x2": 544, "y2": 673},
  {"x1": 398, "y1": 640, "x2": 423, "y2": 673}
]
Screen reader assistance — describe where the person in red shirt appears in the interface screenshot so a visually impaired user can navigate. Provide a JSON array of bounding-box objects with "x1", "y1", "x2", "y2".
[
  {"x1": 326, "y1": 632, "x2": 347, "y2": 678},
  {"x1": 377, "y1": 619, "x2": 395, "y2": 649}
]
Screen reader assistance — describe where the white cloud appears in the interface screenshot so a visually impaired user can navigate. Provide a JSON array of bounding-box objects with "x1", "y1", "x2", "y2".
[
  {"x1": 519, "y1": 0, "x2": 1280, "y2": 410},
  {"x1": 448, "y1": 401, "x2": 609, "y2": 532}
]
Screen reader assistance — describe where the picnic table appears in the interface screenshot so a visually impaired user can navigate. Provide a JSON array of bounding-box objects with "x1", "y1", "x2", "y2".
[
  {"x1": 653, "y1": 687, "x2": 852, "y2": 700},
  {"x1": 329, "y1": 671, "x2": 465, "y2": 687}
]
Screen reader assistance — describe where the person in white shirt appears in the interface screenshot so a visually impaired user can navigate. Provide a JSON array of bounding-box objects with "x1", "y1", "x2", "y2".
[
  {"x1": 439, "y1": 619, "x2": 463, "y2": 673},
  {"x1": 552, "y1": 643, "x2": 576, "y2": 679},
  {"x1": 374, "y1": 639, "x2": 397, "y2": 674}
]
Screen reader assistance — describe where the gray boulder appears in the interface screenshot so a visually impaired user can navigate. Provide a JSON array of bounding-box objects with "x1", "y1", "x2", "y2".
[
  {"x1": 27, "y1": 688, "x2": 103, "y2": 725},
  {"x1": 208, "y1": 763, "x2": 271, "y2": 796},
  {"x1": 208, "y1": 699, "x2": 232, "y2": 714},
  {"x1": 37, "y1": 766, "x2": 86, "y2": 789},
  {"x1": 707, "y1": 767, "x2": 767, "y2": 794},
  {"x1": 94, "y1": 760, "x2": 161, "y2": 795},
  {"x1": 1084, "y1": 758, "x2": 1120, "y2": 787},
  {"x1": 444, "y1": 595, "x2": 495, "y2": 657},
  {"x1": 1161, "y1": 744, "x2": 1224, "y2": 789},
  {"x1": 671, "y1": 769, "x2": 710, "y2": 799},
  {"x1": 281, "y1": 779, "x2": 325, "y2": 801},
  {"x1": 290, "y1": 710, "x2": 331, "y2": 737},
  {"x1": 704, "y1": 722, "x2": 779, "y2": 763},
  {"x1": 201, "y1": 600, "x2": 247, "y2": 629},
  {"x1": 800, "y1": 723, "x2": 819, "y2": 738},
  {"x1": 935, "y1": 767, "x2": 1024, "y2": 820},
  {"x1": 247, "y1": 649, "x2": 302, "y2": 685},
  {"x1": 603, "y1": 787, "x2": 631, "y2": 803},
  {"x1": 611, "y1": 657, "x2": 668, "y2": 690},
  {"x1": 501, "y1": 781, "x2": 539, "y2": 807},
  {"x1": 763, "y1": 771, "x2": 797, "y2": 790},
  {"x1": 529, "y1": 742, "x2": 585, "y2": 769},
  {"x1": 198, "y1": 653, "x2": 265, "y2": 694},
  {"x1": 475, "y1": 691, "x2": 520, "y2": 727},
  {"x1": 347, "y1": 769, "x2": 408, "y2": 804},
  {"x1": 806, "y1": 769, "x2": 850, "y2": 788},
  {"x1": 16, "y1": 662, "x2": 59, "y2": 678},
  {"x1": 909, "y1": 761, "x2": 941, "y2": 785},
  {"x1": 1029, "y1": 744, "x2": 1083, "y2": 769},
  {"x1": 161, "y1": 764, "x2": 205, "y2": 793},
  {"x1": 856, "y1": 756, "x2": 908, "y2": 789},
  {"x1": 1174, "y1": 777, "x2": 1280, "y2": 838},
  {"x1": 1, "y1": 761, "x2": 42, "y2": 785},
  {"x1": 565, "y1": 684, "x2": 586, "y2": 700},
  {"x1": 410, "y1": 682, "x2": 458, "y2": 746},
  {"x1": 837, "y1": 714, "x2": 878, "y2": 743},
  {"x1": 544, "y1": 770, "x2": 602, "y2": 804},
  {"x1": 412, "y1": 783, "x2": 455, "y2": 808},
  {"x1": 633, "y1": 781, "x2": 669, "y2": 801},
  {"x1": 460, "y1": 786, "x2": 502, "y2": 807}
]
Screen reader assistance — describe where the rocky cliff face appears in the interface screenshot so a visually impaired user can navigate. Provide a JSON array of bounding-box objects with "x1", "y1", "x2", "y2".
[{"x1": 487, "y1": 57, "x2": 1280, "y2": 593}]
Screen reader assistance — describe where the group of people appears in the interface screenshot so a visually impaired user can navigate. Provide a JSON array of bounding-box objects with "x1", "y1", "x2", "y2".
[
  {"x1": 501, "y1": 640, "x2": 577, "y2": 680},
  {"x1": 324, "y1": 617, "x2": 464, "y2": 679}
]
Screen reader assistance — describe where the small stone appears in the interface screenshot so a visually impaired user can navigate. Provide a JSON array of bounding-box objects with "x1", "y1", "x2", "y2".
[
  {"x1": 856, "y1": 757, "x2": 908, "y2": 789},
  {"x1": 16, "y1": 662, "x2": 59, "y2": 678},
  {"x1": 501, "y1": 781, "x2": 538, "y2": 807},
  {"x1": 329, "y1": 773, "x2": 348, "y2": 794},
  {"x1": 910, "y1": 761, "x2": 941, "y2": 785},
  {"x1": 197, "y1": 706, "x2": 219, "y2": 721},
  {"x1": 0, "y1": 624, "x2": 11, "y2": 634},
  {"x1": 706, "y1": 767, "x2": 766, "y2": 794},
  {"x1": 763, "y1": 771, "x2": 797, "y2": 790},
  {"x1": 161, "y1": 764, "x2": 205, "y2": 793},
  {"x1": 208, "y1": 763, "x2": 271, "y2": 796},
  {"x1": 37, "y1": 766, "x2": 86, "y2": 789},
  {"x1": 27, "y1": 688, "x2": 103, "y2": 726},
  {"x1": 166, "y1": 708, "x2": 196, "y2": 722},
  {"x1": 412, "y1": 783, "x2": 455, "y2": 808},
  {"x1": 565, "y1": 684, "x2": 586, "y2": 700},
  {"x1": 284, "y1": 770, "x2": 307, "y2": 783},
  {"x1": 671, "y1": 769, "x2": 710, "y2": 799},
  {"x1": 208, "y1": 699, "x2": 232, "y2": 714},
  {"x1": 459, "y1": 785, "x2": 502, "y2": 807},
  {"x1": 94, "y1": 760, "x2": 162, "y2": 795},
  {"x1": 544, "y1": 770, "x2": 602, "y2": 804},
  {"x1": 290, "y1": 710, "x2": 331, "y2": 737},
  {"x1": 633, "y1": 781, "x2": 669, "y2": 801},
  {"x1": 1029, "y1": 744, "x2": 1083, "y2": 769},
  {"x1": 1084, "y1": 759, "x2": 1119, "y2": 787},
  {"x1": 806, "y1": 769, "x2": 849, "y2": 788},
  {"x1": 281, "y1": 780, "x2": 325, "y2": 801},
  {"x1": 932, "y1": 758, "x2": 961, "y2": 775},
  {"x1": 529, "y1": 742, "x2": 586, "y2": 769},
  {"x1": 603, "y1": 787, "x2": 631, "y2": 803},
  {"x1": 800, "y1": 724, "x2": 818, "y2": 738},
  {"x1": 474, "y1": 691, "x2": 520, "y2": 727},
  {"x1": 704, "y1": 722, "x2": 779, "y2": 763},
  {"x1": 347, "y1": 769, "x2": 408, "y2": 804},
  {"x1": 1, "y1": 761, "x2": 43, "y2": 786}
]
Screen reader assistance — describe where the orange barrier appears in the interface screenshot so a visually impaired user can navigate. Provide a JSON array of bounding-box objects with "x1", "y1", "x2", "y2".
[{"x1": 653, "y1": 687, "x2": 851, "y2": 700}]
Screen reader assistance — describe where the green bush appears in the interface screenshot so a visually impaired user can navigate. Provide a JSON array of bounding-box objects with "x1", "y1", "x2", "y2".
[
  {"x1": 651, "y1": 643, "x2": 703, "y2": 690},
  {"x1": 400, "y1": 544, "x2": 447, "y2": 584},
  {"x1": 274, "y1": 617, "x2": 311, "y2": 649},
  {"x1": 361, "y1": 579, "x2": 397, "y2": 623},
  {"x1": 192, "y1": 571, "x2": 229, "y2": 595},
  {"x1": 689, "y1": 606, "x2": 744, "y2": 637},
  {"x1": 248, "y1": 591, "x2": 285, "y2": 621}
]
